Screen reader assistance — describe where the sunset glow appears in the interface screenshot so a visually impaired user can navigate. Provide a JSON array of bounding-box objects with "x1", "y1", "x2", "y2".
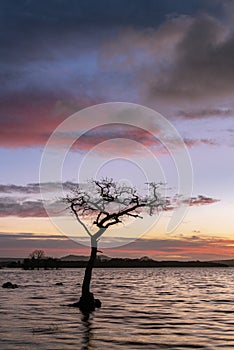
[{"x1": 0, "y1": 0, "x2": 233, "y2": 261}]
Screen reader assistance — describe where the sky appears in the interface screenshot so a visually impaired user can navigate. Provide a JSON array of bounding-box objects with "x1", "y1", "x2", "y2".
[{"x1": 0, "y1": 0, "x2": 234, "y2": 260}]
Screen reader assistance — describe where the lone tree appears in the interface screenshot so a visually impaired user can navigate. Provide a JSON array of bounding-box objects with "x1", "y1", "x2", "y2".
[
  {"x1": 29, "y1": 249, "x2": 45, "y2": 260},
  {"x1": 64, "y1": 178, "x2": 167, "y2": 312},
  {"x1": 29, "y1": 249, "x2": 45, "y2": 270}
]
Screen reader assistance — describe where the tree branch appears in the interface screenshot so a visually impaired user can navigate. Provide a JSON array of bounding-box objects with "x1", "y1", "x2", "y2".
[
  {"x1": 71, "y1": 203, "x2": 92, "y2": 237},
  {"x1": 97, "y1": 203, "x2": 146, "y2": 228},
  {"x1": 64, "y1": 178, "x2": 167, "y2": 236}
]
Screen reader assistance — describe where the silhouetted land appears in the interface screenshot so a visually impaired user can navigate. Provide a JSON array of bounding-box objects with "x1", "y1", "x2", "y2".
[{"x1": 0, "y1": 256, "x2": 229, "y2": 269}]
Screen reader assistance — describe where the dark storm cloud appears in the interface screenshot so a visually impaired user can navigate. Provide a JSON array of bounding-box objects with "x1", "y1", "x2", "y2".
[
  {"x1": 0, "y1": 0, "x2": 231, "y2": 150},
  {"x1": 0, "y1": 0, "x2": 221, "y2": 38},
  {"x1": 0, "y1": 0, "x2": 223, "y2": 88},
  {"x1": 148, "y1": 13, "x2": 234, "y2": 101}
]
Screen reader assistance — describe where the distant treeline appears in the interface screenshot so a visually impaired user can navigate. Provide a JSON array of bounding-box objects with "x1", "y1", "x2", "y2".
[
  {"x1": 0, "y1": 257, "x2": 228, "y2": 269},
  {"x1": 0, "y1": 258, "x2": 61, "y2": 270}
]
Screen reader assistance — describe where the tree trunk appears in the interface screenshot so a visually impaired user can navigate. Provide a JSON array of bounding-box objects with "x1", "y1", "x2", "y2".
[
  {"x1": 71, "y1": 237, "x2": 101, "y2": 312},
  {"x1": 69, "y1": 234, "x2": 104, "y2": 312},
  {"x1": 81, "y1": 245, "x2": 97, "y2": 297}
]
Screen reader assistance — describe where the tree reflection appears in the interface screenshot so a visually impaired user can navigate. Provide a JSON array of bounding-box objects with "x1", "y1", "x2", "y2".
[{"x1": 81, "y1": 312, "x2": 93, "y2": 350}]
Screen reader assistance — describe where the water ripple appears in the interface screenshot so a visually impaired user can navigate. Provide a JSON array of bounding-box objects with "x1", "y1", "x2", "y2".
[{"x1": 0, "y1": 267, "x2": 234, "y2": 349}]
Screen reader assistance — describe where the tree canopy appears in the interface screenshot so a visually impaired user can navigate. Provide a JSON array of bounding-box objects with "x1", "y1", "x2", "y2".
[{"x1": 65, "y1": 178, "x2": 168, "y2": 244}]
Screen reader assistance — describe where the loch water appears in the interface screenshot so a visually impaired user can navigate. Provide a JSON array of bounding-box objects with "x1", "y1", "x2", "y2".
[{"x1": 0, "y1": 268, "x2": 234, "y2": 349}]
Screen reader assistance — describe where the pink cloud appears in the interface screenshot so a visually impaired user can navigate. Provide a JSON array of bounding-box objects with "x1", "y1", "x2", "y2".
[
  {"x1": 185, "y1": 195, "x2": 220, "y2": 206},
  {"x1": 0, "y1": 93, "x2": 100, "y2": 147}
]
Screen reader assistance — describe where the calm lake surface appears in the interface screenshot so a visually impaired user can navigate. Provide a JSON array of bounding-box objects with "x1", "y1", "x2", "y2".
[{"x1": 0, "y1": 268, "x2": 234, "y2": 349}]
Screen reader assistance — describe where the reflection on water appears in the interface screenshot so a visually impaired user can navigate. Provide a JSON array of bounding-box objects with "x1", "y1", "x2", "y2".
[
  {"x1": 1, "y1": 268, "x2": 234, "y2": 349},
  {"x1": 81, "y1": 313, "x2": 92, "y2": 350}
]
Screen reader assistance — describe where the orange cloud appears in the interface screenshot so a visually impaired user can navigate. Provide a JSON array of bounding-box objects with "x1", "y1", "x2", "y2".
[{"x1": 1, "y1": 233, "x2": 234, "y2": 260}]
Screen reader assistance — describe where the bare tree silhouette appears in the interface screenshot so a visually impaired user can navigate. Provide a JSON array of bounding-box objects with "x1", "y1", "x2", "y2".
[
  {"x1": 29, "y1": 249, "x2": 45, "y2": 270},
  {"x1": 29, "y1": 249, "x2": 45, "y2": 260},
  {"x1": 64, "y1": 178, "x2": 167, "y2": 312}
]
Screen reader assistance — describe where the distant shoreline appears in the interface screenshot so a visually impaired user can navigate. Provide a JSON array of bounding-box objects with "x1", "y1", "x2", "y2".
[{"x1": 0, "y1": 256, "x2": 229, "y2": 269}]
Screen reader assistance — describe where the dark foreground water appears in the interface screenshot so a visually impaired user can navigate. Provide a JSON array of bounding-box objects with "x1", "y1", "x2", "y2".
[{"x1": 0, "y1": 268, "x2": 234, "y2": 349}]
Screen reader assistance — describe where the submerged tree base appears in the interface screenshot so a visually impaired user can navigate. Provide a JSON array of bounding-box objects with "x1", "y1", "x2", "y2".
[{"x1": 68, "y1": 292, "x2": 101, "y2": 313}]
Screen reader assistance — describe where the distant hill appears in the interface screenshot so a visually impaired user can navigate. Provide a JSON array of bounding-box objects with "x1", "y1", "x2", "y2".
[
  {"x1": 0, "y1": 257, "x2": 24, "y2": 263},
  {"x1": 60, "y1": 254, "x2": 112, "y2": 262},
  {"x1": 212, "y1": 259, "x2": 234, "y2": 267},
  {"x1": 0, "y1": 255, "x2": 231, "y2": 269},
  {"x1": 60, "y1": 254, "x2": 89, "y2": 261},
  {"x1": 91, "y1": 259, "x2": 228, "y2": 268}
]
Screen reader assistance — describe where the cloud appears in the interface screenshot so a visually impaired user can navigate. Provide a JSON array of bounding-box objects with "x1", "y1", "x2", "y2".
[
  {"x1": 67, "y1": 124, "x2": 167, "y2": 155},
  {"x1": 180, "y1": 138, "x2": 219, "y2": 148},
  {"x1": 0, "y1": 182, "x2": 74, "y2": 194},
  {"x1": 97, "y1": 12, "x2": 234, "y2": 112},
  {"x1": 0, "y1": 181, "x2": 81, "y2": 218},
  {"x1": 0, "y1": 197, "x2": 46, "y2": 217},
  {"x1": 184, "y1": 195, "x2": 220, "y2": 206},
  {"x1": 147, "y1": 14, "x2": 234, "y2": 102},
  {"x1": 0, "y1": 1, "x2": 218, "y2": 50},
  {"x1": 0, "y1": 232, "x2": 66, "y2": 240},
  {"x1": 162, "y1": 194, "x2": 220, "y2": 212},
  {"x1": 0, "y1": 232, "x2": 83, "y2": 256},
  {"x1": 1, "y1": 232, "x2": 234, "y2": 260},
  {"x1": 177, "y1": 108, "x2": 233, "y2": 119},
  {"x1": 0, "y1": 2, "x2": 232, "y2": 151},
  {"x1": 44, "y1": 120, "x2": 219, "y2": 156},
  {"x1": 105, "y1": 235, "x2": 234, "y2": 260},
  {"x1": 0, "y1": 184, "x2": 40, "y2": 194},
  {"x1": 98, "y1": 16, "x2": 192, "y2": 71},
  {"x1": 0, "y1": 197, "x2": 65, "y2": 218},
  {"x1": 0, "y1": 93, "x2": 101, "y2": 148},
  {"x1": 0, "y1": 183, "x2": 219, "y2": 218}
]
